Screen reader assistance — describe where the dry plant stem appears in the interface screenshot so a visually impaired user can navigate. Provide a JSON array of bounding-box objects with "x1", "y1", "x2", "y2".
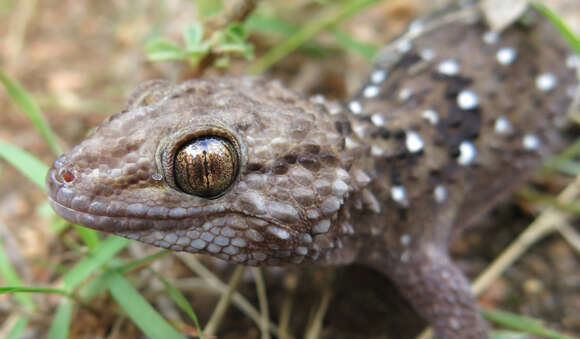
[
  {"x1": 203, "y1": 264, "x2": 245, "y2": 336},
  {"x1": 304, "y1": 286, "x2": 333, "y2": 339},
  {"x1": 205, "y1": 0, "x2": 259, "y2": 32},
  {"x1": 251, "y1": 267, "x2": 271, "y2": 339},
  {"x1": 278, "y1": 272, "x2": 298, "y2": 339},
  {"x1": 190, "y1": 0, "x2": 259, "y2": 77},
  {"x1": 558, "y1": 223, "x2": 580, "y2": 253},
  {"x1": 175, "y1": 254, "x2": 286, "y2": 338},
  {"x1": 471, "y1": 175, "x2": 580, "y2": 296},
  {"x1": 416, "y1": 175, "x2": 580, "y2": 339}
]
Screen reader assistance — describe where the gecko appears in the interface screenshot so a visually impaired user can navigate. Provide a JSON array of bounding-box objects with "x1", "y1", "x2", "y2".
[{"x1": 45, "y1": 2, "x2": 578, "y2": 338}]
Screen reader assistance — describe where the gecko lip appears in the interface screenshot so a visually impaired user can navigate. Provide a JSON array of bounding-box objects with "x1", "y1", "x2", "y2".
[
  {"x1": 46, "y1": 167, "x2": 279, "y2": 234},
  {"x1": 46, "y1": 166, "x2": 211, "y2": 232}
]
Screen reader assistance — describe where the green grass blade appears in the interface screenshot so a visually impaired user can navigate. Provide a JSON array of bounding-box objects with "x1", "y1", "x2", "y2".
[
  {"x1": 47, "y1": 299, "x2": 73, "y2": 339},
  {"x1": 153, "y1": 271, "x2": 204, "y2": 338},
  {"x1": 0, "y1": 236, "x2": 36, "y2": 310},
  {"x1": 532, "y1": 2, "x2": 580, "y2": 54},
  {"x1": 106, "y1": 271, "x2": 186, "y2": 339},
  {"x1": 246, "y1": 0, "x2": 380, "y2": 74},
  {"x1": 245, "y1": 14, "x2": 299, "y2": 36},
  {"x1": 490, "y1": 331, "x2": 530, "y2": 339},
  {"x1": 118, "y1": 249, "x2": 168, "y2": 273},
  {"x1": 331, "y1": 28, "x2": 379, "y2": 60},
  {"x1": 72, "y1": 225, "x2": 100, "y2": 250},
  {"x1": 0, "y1": 67, "x2": 62, "y2": 155},
  {"x1": 483, "y1": 309, "x2": 576, "y2": 339},
  {"x1": 63, "y1": 235, "x2": 130, "y2": 291},
  {"x1": 0, "y1": 140, "x2": 48, "y2": 189},
  {"x1": 0, "y1": 286, "x2": 68, "y2": 295},
  {"x1": 48, "y1": 299, "x2": 73, "y2": 339},
  {"x1": 6, "y1": 316, "x2": 28, "y2": 339}
]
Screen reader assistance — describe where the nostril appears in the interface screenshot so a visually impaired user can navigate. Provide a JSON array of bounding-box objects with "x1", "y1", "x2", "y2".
[{"x1": 60, "y1": 169, "x2": 75, "y2": 183}]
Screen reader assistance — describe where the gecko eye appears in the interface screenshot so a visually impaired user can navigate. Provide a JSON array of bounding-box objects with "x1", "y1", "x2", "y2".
[{"x1": 173, "y1": 136, "x2": 239, "y2": 199}]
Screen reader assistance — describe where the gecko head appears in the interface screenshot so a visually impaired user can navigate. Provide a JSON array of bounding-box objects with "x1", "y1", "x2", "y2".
[{"x1": 47, "y1": 77, "x2": 357, "y2": 265}]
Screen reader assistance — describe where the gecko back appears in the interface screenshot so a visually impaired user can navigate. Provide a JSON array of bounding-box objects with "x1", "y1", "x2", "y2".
[
  {"x1": 343, "y1": 4, "x2": 577, "y2": 246},
  {"x1": 340, "y1": 4, "x2": 578, "y2": 338}
]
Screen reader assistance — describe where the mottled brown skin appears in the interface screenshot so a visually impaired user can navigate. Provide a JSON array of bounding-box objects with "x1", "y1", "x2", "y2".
[{"x1": 46, "y1": 3, "x2": 578, "y2": 339}]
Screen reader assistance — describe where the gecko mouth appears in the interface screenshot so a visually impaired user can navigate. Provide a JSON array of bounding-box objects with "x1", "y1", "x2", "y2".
[
  {"x1": 46, "y1": 166, "x2": 229, "y2": 232},
  {"x1": 46, "y1": 166, "x2": 288, "y2": 235}
]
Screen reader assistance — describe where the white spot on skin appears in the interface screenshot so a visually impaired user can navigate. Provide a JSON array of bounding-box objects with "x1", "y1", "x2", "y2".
[
  {"x1": 434, "y1": 185, "x2": 447, "y2": 203},
  {"x1": 267, "y1": 226, "x2": 290, "y2": 240},
  {"x1": 349, "y1": 100, "x2": 362, "y2": 114},
  {"x1": 567, "y1": 54, "x2": 580, "y2": 69},
  {"x1": 422, "y1": 109, "x2": 439, "y2": 125},
  {"x1": 390, "y1": 185, "x2": 407, "y2": 204},
  {"x1": 420, "y1": 48, "x2": 435, "y2": 61},
  {"x1": 313, "y1": 219, "x2": 331, "y2": 234},
  {"x1": 496, "y1": 47, "x2": 517, "y2": 65},
  {"x1": 345, "y1": 137, "x2": 359, "y2": 150},
  {"x1": 457, "y1": 90, "x2": 479, "y2": 110},
  {"x1": 405, "y1": 131, "x2": 424, "y2": 153},
  {"x1": 458, "y1": 141, "x2": 477, "y2": 166},
  {"x1": 353, "y1": 124, "x2": 366, "y2": 138},
  {"x1": 438, "y1": 59, "x2": 459, "y2": 76},
  {"x1": 399, "y1": 88, "x2": 412, "y2": 101},
  {"x1": 408, "y1": 20, "x2": 423, "y2": 34},
  {"x1": 449, "y1": 317, "x2": 460, "y2": 330},
  {"x1": 371, "y1": 114, "x2": 386, "y2": 127},
  {"x1": 397, "y1": 39, "x2": 412, "y2": 53},
  {"x1": 371, "y1": 69, "x2": 387, "y2": 84},
  {"x1": 483, "y1": 31, "x2": 499, "y2": 44},
  {"x1": 400, "y1": 234, "x2": 412, "y2": 246},
  {"x1": 371, "y1": 145, "x2": 384, "y2": 157},
  {"x1": 363, "y1": 85, "x2": 380, "y2": 98},
  {"x1": 310, "y1": 94, "x2": 326, "y2": 104},
  {"x1": 523, "y1": 134, "x2": 540, "y2": 150},
  {"x1": 536, "y1": 73, "x2": 557, "y2": 92},
  {"x1": 494, "y1": 116, "x2": 512, "y2": 134}
]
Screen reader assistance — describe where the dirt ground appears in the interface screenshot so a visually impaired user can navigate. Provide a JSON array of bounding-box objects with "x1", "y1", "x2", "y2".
[{"x1": 0, "y1": 0, "x2": 579, "y2": 338}]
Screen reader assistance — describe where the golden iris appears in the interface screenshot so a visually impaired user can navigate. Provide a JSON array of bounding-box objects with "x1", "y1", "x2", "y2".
[{"x1": 174, "y1": 136, "x2": 239, "y2": 198}]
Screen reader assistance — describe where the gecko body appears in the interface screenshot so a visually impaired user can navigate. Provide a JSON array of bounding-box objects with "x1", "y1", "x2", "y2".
[{"x1": 46, "y1": 3, "x2": 578, "y2": 338}]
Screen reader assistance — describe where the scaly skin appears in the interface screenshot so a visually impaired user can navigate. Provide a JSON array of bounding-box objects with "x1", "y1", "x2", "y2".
[{"x1": 46, "y1": 4, "x2": 578, "y2": 338}]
